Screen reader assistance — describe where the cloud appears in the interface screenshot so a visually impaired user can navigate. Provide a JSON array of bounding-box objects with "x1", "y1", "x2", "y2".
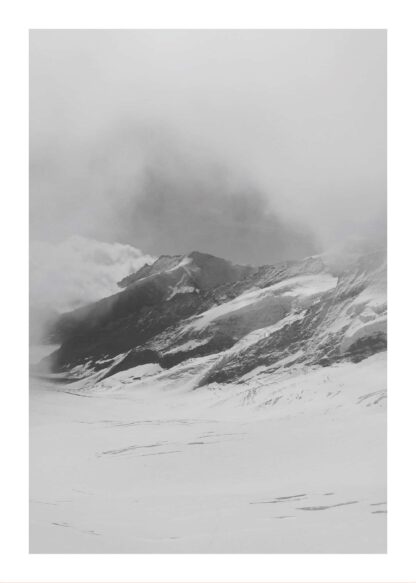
[
  {"x1": 30, "y1": 235, "x2": 154, "y2": 312},
  {"x1": 30, "y1": 30, "x2": 386, "y2": 259},
  {"x1": 118, "y1": 138, "x2": 318, "y2": 264}
]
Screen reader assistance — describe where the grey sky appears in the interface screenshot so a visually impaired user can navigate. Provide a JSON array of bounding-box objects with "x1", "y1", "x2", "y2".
[{"x1": 30, "y1": 29, "x2": 386, "y2": 264}]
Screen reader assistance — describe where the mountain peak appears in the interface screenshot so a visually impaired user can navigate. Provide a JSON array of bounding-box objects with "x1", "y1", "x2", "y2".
[{"x1": 118, "y1": 250, "x2": 255, "y2": 290}]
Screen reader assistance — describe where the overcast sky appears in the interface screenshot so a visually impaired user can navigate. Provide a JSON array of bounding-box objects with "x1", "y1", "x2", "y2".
[{"x1": 30, "y1": 29, "x2": 386, "y2": 264}]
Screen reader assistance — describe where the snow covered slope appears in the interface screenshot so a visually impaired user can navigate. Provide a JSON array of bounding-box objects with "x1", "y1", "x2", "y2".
[
  {"x1": 40, "y1": 247, "x2": 386, "y2": 387},
  {"x1": 30, "y1": 350, "x2": 386, "y2": 553},
  {"x1": 30, "y1": 246, "x2": 387, "y2": 553}
]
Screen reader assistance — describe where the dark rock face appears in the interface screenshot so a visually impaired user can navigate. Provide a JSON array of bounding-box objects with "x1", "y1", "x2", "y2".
[
  {"x1": 43, "y1": 248, "x2": 387, "y2": 385},
  {"x1": 117, "y1": 251, "x2": 256, "y2": 290},
  {"x1": 346, "y1": 333, "x2": 387, "y2": 364},
  {"x1": 117, "y1": 255, "x2": 185, "y2": 288}
]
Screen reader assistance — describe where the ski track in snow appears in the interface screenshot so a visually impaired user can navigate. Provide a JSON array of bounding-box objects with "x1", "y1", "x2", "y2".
[{"x1": 30, "y1": 350, "x2": 386, "y2": 553}]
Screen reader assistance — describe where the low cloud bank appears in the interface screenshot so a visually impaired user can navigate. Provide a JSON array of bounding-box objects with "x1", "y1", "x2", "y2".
[{"x1": 30, "y1": 235, "x2": 154, "y2": 314}]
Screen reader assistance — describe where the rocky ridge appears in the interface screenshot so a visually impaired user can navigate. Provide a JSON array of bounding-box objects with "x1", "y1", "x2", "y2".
[{"x1": 40, "y1": 247, "x2": 387, "y2": 388}]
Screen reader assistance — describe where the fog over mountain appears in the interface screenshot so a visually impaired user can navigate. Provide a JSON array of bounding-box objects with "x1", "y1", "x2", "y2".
[
  {"x1": 30, "y1": 235, "x2": 154, "y2": 313},
  {"x1": 30, "y1": 30, "x2": 386, "y2": 265},
  {"x1": 29, "y1": 30, "x2": 387, "y2": 554}
]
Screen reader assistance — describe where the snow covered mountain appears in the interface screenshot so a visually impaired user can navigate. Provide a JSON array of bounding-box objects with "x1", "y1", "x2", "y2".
[
  {"x1": 30, "y1": 245, "x2": 387, "y2": 553},
  {"x1": 40, "y1": 246, "x2": 386, "y2": 388}
]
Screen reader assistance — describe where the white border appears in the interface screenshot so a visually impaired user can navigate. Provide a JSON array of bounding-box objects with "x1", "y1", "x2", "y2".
[{"x1": 1, "y1": 0, "x2": 415, "y2": 581}]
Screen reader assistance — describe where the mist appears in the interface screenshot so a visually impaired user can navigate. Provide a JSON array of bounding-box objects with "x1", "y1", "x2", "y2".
[{"x1": 30, "y1": 29, "x2": 386, "y2": 263}]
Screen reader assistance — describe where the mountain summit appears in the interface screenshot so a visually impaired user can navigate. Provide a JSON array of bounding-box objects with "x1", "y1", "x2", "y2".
[
  {"x1": 40, "y1": 247, "x2": 386, "y2": 387},
  {"x1": 117, "y1": 251, "x2": 257, "y2": 291}
]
